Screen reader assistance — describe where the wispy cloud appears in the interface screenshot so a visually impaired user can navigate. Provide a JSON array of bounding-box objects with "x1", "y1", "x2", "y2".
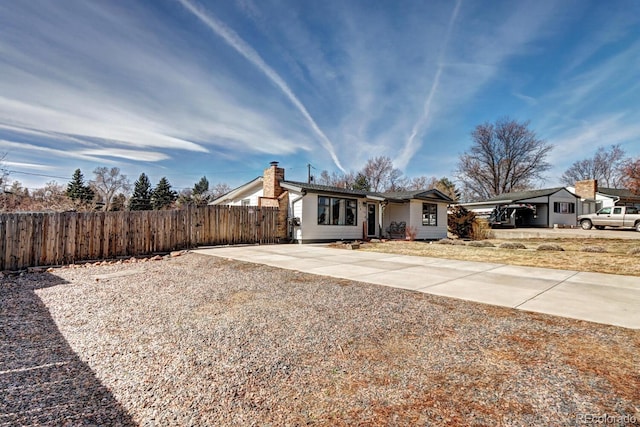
[
  {"x1": 0, "y1": 1, "x2": 317, "y2": 172},
  {"x1": 177, "y1": 0, "x2": 345, "y2": 172},
  {"x1": 4, "y1": 161, "x2": 55, "y2": 171},
  {"x1": 0, "y1": 0, "x2": 637, "y2": 190},
  {"x1": 396, "y1": 0, "x2": 462, "y2": 169},
  {"x1": 533, "y1": 36, "x2": 640, "y2": 180},
  {"x1": 0, "y1": 140, "x2": 108, "y2": 163}
]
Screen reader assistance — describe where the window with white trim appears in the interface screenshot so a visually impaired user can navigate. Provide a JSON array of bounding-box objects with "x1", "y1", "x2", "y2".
[
  {"x1": 318, "y1": 196, "x2": 357, "y2": 225},
  {"x1": 553, "y1": 202, "x2": 575, "y2": 214},
  {"x1": 422, "y1": 203, "x2": 437, "y2": 226}
]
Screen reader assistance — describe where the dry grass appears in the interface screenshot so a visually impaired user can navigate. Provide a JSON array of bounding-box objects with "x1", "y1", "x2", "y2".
[
  {"x1": 362, "y1": 238, "x2": 640, "y2": 276},
  {"x1": 581, "y1": 246, "x2": 607, "y2": 253},
  {"x1": 499, "y1": 242, "x2": 527, "y2": 250}
]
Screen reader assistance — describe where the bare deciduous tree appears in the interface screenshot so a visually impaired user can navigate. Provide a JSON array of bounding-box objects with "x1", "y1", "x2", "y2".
[
  {"x1": 31, "y1": 181, "x2": 75, "y2": 211},
  {"x1": 406, "y1": 175, "x2": 434, "y2": 191},
  {"x1": 361, "y1": 156, "x2": 405, "y2": 192},
  {"x1": 1, "y1": 180, "x2": 75, "y2": 212},
  {"x1": 91, "y1": 167, "x2": 131, "y2": 211},
  {"x1": 622, "y1": 158, "x2": 640, "y2": 195},
  {"x1": 456, "y1": 118, "x2": 552, "y2": 201},
  {"x1": 316, "y1": 170, "x2": 355, "y2": 189},
  {"x1": 561, "y1": 144, "x2": 628, "y2": 188},
  {"x1": 211, "y1": 182, "x2": 232, "y2": 199},
  {"x1": 0, "y1": 153, "x2": 10, "y2": 191},
  {"x1": 0, "y1": 181, "x2": 29, "y2": 212}
]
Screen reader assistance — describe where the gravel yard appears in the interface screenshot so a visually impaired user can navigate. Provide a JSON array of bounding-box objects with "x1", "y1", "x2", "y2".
[{"x1": 2, "y1": 252, "x2": 639, "y2": 426}]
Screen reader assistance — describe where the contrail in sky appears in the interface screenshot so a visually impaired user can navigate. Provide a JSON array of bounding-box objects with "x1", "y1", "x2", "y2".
[
  {"x1": 397, "y1": 0, "x2": 462, "y2": 169},
  {"x1": 177, "y1": 0, "x2": 346, "y2": 172}
]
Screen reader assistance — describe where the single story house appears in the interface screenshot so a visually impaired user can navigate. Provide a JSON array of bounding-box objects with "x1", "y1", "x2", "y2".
[
  {"x1": 566, "y1": 179, "x2": 640, "y2": 214},
  {"x1": 211, "y1": 162, "x2": 452, "y2": 243},
  {"x1": 460, "y1": 187, "x2": 580, "y2": 228}
]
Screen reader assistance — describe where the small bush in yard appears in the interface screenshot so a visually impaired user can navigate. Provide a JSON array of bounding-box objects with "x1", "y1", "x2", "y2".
[
  {"x1": 468, "y1": 240, "x2": 495, "y2": 248},
  {"x1": 628, "y1": 247, "x2": 640, "y2": 255},
  {"x1": 581, "y1": 246, "x2": 607, "y2": 253},
  {"x1": 471, "y1": 218, "x2": 493, "y2": 240},
  {"x1": 437, "y1": 238, "x2": 466, "y2": 245},
  {"x1": 536, "y1": 243, "x2": 564, "y2": 252},
  {"x1": 499, "y1": 242, "x2": 526, "y2": 250},
  {"x1": 405, "y1": 225, "x2": 418, "y2": 241}
]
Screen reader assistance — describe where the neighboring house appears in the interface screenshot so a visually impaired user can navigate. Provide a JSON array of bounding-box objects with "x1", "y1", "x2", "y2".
[
  {"x1": 211, "y1": 162, "x2": 452, "y2": 243},
  {"x1": 567, "y1": 180, "x2": 640, "y2": 214},
  {"x1": 460, "y1": 187, "x2": 579, "y2": 228}
]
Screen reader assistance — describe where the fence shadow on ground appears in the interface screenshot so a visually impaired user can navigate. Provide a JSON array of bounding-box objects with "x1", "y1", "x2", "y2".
[{"x1": 0, "y1": 273, "x2": 135, "y2": 426}]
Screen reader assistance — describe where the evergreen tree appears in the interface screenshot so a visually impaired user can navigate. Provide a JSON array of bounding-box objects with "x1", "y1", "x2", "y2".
[
  {"x1": 128, "y1": 173, "x2": 152, "y2": 210},
  {"x1": 192, "y1": 176, "x2": 211, "y2": 206},
  {"x1": 66, "y1": 169, "x2": 95, "y2": 205},
  {"x1": 192, "y1": 176, "x2": 209, "y2": 196},
  {"x1": 151, "y1": 177, "x2": 177, "y2": 210},
  {"x1": 351, "y1": 173, "x2": 371, "y2": 191}
]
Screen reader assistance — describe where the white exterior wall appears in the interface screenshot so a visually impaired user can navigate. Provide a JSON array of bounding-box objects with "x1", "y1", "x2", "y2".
[
  {"x1": 409, "y1": 200, "x2": 448, "y2": 240},
  {"x1": 382, "y1": 203, "x2": 409, "y2": 235},
  {"x1": 382, "y1": 201, "x2": 447, "y2": 240},
  {"x1": 225, "y1": 188, "x2": 264, "y2": 206},
  {"x1": 297, "y1": 193, "x2": 369, "y2": 242}
]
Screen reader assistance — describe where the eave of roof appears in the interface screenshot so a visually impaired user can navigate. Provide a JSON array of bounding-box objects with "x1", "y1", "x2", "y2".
[
  {"x1": 381, "y1": 189, "x2": 453, "y2": 203},
  {"x1": 481, "y1": 187, "x2": 571, "y2": 203},
  {"x1": 281, "y1": 180, "x2": 374, "y2": 197},
  {"x1": 598, "y1": 187, "x2": 640, "y2": 200}
]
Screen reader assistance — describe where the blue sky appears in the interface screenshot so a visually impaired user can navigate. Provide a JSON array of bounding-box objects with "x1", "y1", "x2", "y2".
[{"x1": 1, "y1": 0, "x2": 639, "y2": 192}]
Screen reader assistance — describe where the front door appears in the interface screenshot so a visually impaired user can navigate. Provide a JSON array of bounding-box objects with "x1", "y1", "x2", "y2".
[{"x1": 367, "y1": 203, "x2": 376, "y2": 236}]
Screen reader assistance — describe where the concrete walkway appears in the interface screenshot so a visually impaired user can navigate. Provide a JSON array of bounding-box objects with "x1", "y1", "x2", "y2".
[{"x1": 193, "y1": 245, "x2": 640, "y2": 329}]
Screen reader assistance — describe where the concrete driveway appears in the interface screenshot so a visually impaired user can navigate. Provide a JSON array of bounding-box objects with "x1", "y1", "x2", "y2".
[{"x1": 193, "y1": 244, "x2": 640, "y2": 329}]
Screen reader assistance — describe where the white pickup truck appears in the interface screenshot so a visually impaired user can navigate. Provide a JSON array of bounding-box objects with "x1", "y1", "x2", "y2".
[{"x1": 578, "y1": 206, "x2": 640, "y2": 231}]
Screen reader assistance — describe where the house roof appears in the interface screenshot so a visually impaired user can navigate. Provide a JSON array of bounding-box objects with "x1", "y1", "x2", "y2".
[
  {"x1": 281, "y1": 180, "x2": 372, "y2": 197},
  {"x1": 212, "y1": 176, "x2": 452, "y2": 205},
  {"x1": 463, "y1": 187, "x2": 575, "y2": 206},
  {"x1": 380, "y1": 189, "x2": 453, "y2": 203},
  {"x1": 598, "y1": 187, "x2": 640, "y2": 201},
  {"x1": 282, "y1": 181, "x2": 452, "y2": 202},
  {"x1": 487, "y1": 187, "x2": 569, "y2": 202}
]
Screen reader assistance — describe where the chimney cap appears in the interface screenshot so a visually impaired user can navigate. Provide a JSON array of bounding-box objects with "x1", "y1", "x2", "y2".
[{"x1": 269, "y1": 161, "x2": 279, "y2": 167}]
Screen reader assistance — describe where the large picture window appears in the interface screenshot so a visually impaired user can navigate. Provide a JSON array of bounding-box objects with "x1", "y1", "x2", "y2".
[
  {"x1": 422, "y1": 203, "x2": 437, "y2": 226},
  {"x1": 318, "y1": 196, "x2": 357, "y2": 225},
  {"x1": 553, "y1": 202, "x2": 575, "y2": 214}
]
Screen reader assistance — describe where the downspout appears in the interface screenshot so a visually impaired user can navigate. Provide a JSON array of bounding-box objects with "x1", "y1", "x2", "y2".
[
  {"x1": 380, "y1": 201, "x2": 387, "y2": 239},
  {"x1": 547, "y1": 195, "x2": 551, "y2": 228}
]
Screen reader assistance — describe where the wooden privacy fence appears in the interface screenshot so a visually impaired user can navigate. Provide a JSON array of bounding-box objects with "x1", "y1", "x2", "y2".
[{"x1": 0, "y1": 205, "x2": 279, "y2": 271}]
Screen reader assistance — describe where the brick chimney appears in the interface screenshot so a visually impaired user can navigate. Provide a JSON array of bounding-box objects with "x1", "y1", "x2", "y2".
[
  {"x1": 263, "y1": 161, "x2": 285, "y2": 199},
  {"x1": 259, "y1": 161, "x2": 289, "y2": 240},
  {"x1": 574, "y1": 179, "x2": 598, "y2": 200}
]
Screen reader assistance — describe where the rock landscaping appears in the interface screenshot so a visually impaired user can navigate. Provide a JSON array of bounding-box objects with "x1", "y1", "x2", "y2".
[{"x1": 1, "y1": 253, "x2": 638, "y2": 425}]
